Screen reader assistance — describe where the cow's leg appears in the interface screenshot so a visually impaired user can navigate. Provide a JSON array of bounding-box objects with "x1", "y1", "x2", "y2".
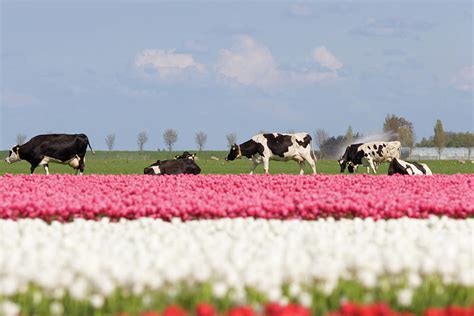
[
  {"x1": 78, "y1": 157, "x2": 85, "y2": 175},
  {"x1": 43, "y1": 164, "x2": 50, "y2": 175},
  {"x1": 368, "y1": 158, "x2": 377, "y2": 174},
  {"x1": 249, "y1": 157, "x2": 259, "y2": 175},
  {"x1": 30, "y1": 165, "x2": 37, "y2": 175},
  {"x1": 298, "y1": 161, "x2": 305, "y2": 175},
  {"x1": 303, "y1": 155, "x2": 317, "y2": 175},
  {"x1": 262, "y1": 157, "x2": 270, "y2": 174}
]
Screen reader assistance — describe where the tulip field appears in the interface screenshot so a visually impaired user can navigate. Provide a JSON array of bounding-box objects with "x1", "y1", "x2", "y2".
[{"x1": 0, "y1": 172, "x2": 473, "y2": 315}]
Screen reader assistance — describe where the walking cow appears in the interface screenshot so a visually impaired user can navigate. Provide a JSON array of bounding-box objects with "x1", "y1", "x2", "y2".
[
  {"x1": 225, "y1": 133, "x2": 317, "y2": 175},
  {"x1": 339, "y1": 141, "x2": 401, "y2": 174},
  {"x1": 4, "y1": 133, "x2": 95, "y2": 175}
]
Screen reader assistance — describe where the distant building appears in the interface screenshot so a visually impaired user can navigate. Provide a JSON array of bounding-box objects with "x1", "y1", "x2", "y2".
[{"x1": 405, "y1": 147, "x2": 474, "y2": 160}]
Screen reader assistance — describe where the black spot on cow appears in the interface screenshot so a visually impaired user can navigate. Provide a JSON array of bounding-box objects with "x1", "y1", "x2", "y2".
[
  {"x1": 371, "y1": 151, "x2": 376, "y2": 156},
  {"x1": 388, "y1": 158, "x2": 406, "y2": 175},
  {"x1": 383, "y1": 144, "x2": 386, "y2": 147},
  {"x1": 364, "y1": 153, "x2": 368, "y2": 157},
  {"x1": 263, "y1": 134, "x2": 293, "y2": 157},
  {"x1": 377, "y1": 145, "x2": 384, "y2": 157},
  {"x1": 295, "y1": 134, "x2": 312, "y2": 148},
  {"x1": 373, "y1": 145, "x2": 377, "y2": 150},
  {"x1": 412, "y1": 162, "x2": 427, "y2": 174},
  {"x1": 226, "y1": 139, "x2": 265, "y2": 161}
]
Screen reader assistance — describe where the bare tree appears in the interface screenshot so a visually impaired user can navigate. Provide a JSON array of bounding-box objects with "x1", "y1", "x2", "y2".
[
  {"x1": 105, "y1": 134, "x2": 116, "y2": 151},
  {"x1": 195, "y1": 131, "x2": 207, "y2": 151},
  {"x1": 16, "y1": 133, "x2": 27, "y2": 145},
  {"x1": 434, "y1": 119, "x2": 446, "y2": 159},
  {"x1": 226, "y1": 133, "x2": 237, "y2": 148},
  {"x1": 345, "y1": 126, "x2": 353, "y2": 144},
  {"x1": 315, "y1": 129, "x2": 329, "y2": 148},
  {"x1": 137, "y1": 131, "x2": 148, "y2": 152},
  {"x1": 163, "y1": 129, "x2": 178, "y2": 152}
]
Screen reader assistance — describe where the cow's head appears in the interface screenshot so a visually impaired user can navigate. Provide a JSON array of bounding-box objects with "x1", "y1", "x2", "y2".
[
  {"x1": 5, "y1": 145, "x2": 21, "y2": 164},
  {"x1": 225, "y1": 144, "x2": 241, "y2": 161},
  {"x1": 338, "y1": 159, "x2": 347, "y2": 173},
  {"x1": 174, "y1": 151, "x2": 196, "y2": 160},
  {"x1": 144, "y1": 160, "x2": 161, "y2": 175}
]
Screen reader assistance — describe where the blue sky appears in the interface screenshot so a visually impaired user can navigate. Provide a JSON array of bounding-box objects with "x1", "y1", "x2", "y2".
[{"x1": 1, "y1": 1, "x2": 472, "y2": 150}]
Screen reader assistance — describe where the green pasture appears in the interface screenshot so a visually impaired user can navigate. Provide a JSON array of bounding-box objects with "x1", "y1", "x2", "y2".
[{"x1": 1, "y1": 150, "x2": 473, "y2": 175}]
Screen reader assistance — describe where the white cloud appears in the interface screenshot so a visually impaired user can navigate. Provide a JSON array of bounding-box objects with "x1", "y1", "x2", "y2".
[
  {"x1": 134, "y1": 49, "x2": 206, "y2": 80},
  {"x1": 289, "y1": 71, "x2": 339, "y2": 84},
  {"x1": 312, "y1": 46, "x2": 343, "y2": 70},
  {"x1": 216, "y1": 35, "x2": 281, "y2": 88},
  {"x1": 289, "y1": 4, "x2": 313, "y2": 17},
  {"x1": 451, "y1": 65, "x2": 474, "y2": 91}
]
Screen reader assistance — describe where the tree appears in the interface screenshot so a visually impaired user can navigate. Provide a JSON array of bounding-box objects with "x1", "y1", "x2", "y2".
[
  {"x1": 226, "y1": 133, "x2": 237, "y2": 148},
  {"x1": 105, "y1": 134, "x2": 116, "y2": 151},
  {"x1": 319, "y1": 135, "x2": 347, "y2": 159},
  {"x1": 383, "y1": 114, "x2": 414, "y2": 142},
  {"x1": 16, "y1": 133, "x2": 27, "y2": 145},
  {"x1": 163, "y1": 129, "x2": 178, "y2": 152},
  {"x1": 345, "y1": 126, "x2": 353, "y2": 144},
  {"x1": 137, "y1": 131, "x2": 148, "y2": 152},
  {"x1": 398, "y1": 126, "x2": 415, "y2": 156},
  {"x1": 433, "y1": 119, "x2": 446, "y2": 159},
  {"x1": 195, "y1": 131, "x2": 207, "y2": 151},
  {"x1": 314, "y1": 129, "x2": 329, "y2": 159},
  {"x1": 315, "y1": 129, "x2": 329, "y2": 148}
]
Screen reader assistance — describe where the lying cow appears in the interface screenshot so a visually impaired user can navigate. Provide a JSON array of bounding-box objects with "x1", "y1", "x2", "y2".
[
  {"x1": 5, "y1": 133, "x2": 94, "y2": 175},
  {"x1": 225, "y1": 133, "x2": 317, "y2": 175},
  {"x1": 388, "y1": 158, "x2": 432, "y2": 175},
  {"x1": 144, "y1": 153, "x2": 201, "y2": 175},
  {"x1": 339, "y1": 141, "x2": 401, "y2": 174},
  {"x1": 174, "y1": 151, "x2": 197, "y2": 160}
]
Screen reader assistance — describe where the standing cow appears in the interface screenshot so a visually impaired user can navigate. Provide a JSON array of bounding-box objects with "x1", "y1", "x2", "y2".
[
  {"x1": 4, "y1": 134, "x2": 95, "y2": 175},
  {"x1": 338, "y1": 141, "x2": 401, "y2": 174},
  {"x1": 388, "y1": 158, "x2": 432, "y2": 175},
  {"x1": 225, "y1": 133, "x2": 317, "y2": 175}
]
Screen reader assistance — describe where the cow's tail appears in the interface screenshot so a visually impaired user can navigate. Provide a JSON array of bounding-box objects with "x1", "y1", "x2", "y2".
[
  {"x1": 309, "y1": 136, "x2": 318, "y2": 162},
  {"x1": 87, "y1": 138, "x2": 96, "y2": 155}
]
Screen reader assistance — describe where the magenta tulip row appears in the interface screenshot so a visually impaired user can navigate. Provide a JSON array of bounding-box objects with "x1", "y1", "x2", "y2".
[{"x1": 0, "y1": 174, "x2": 472, "y2": 221}]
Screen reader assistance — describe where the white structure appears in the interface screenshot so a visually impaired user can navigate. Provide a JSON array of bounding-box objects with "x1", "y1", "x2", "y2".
[{"x1": 405, "y1": 147, "x2": 473, "y2": 160}]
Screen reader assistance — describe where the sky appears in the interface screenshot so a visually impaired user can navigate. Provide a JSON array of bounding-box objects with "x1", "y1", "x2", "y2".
[{"x1": 1, "y1": 0, "x2": 473, "y2": 150}]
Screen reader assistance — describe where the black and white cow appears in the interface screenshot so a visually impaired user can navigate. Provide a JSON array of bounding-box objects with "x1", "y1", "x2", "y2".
[
  {"x1": 388, "y1": 158, "x2": 432, "y2": 175},
  {"x1": 4, "y1": 133, "x2": 95, "y2": 175},
  {"x1": 144, "y1": 153, "x2": 201, "y2": 175},
  {"x1": 338, "y1": 141, "x2": 401, "y2": 174},
  {"x1": 174, "y1": 151, "x2": 197, "y2": 160},
  {"x1": 225, "y1": 133, "x2": 317, "y2": 175}
]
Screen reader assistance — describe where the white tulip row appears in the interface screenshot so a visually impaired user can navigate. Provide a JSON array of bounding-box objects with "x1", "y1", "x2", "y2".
[{"x1": 0, "y1": 217, "x2": 472, "y2": 302}]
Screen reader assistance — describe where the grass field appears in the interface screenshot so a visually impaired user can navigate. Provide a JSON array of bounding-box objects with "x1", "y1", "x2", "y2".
[{"x1": 1, "y1": 150, "x2": 473, "y2": 175}]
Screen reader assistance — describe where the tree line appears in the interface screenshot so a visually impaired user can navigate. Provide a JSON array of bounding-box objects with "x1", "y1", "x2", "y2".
[
  {"x1": 316, "y1": 115, "x2": 474, "y2": 159},
  {"x1": 12, "y1": 115, "x2": 473, "y2": 156}
]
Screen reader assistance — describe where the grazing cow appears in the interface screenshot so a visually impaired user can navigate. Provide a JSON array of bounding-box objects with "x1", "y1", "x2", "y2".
[
  {"x1": 225, "y1": 133, "x2": 317, "y2": 175},
  {"x1": 4, "y1": 133, "x2": 94, "y2": 175},
  {"x1": 339, "y1": 141, "x2": 401, "y2": 174},
  {"x1": 144, "y1": 158, "x2": 201, "y2": 175},
  {"x1": 174, "y1": 151, "x2": 197, "y2": 160},
  {"x1": 388, "y1": 158, "x2": 432, "y2": 175}
]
